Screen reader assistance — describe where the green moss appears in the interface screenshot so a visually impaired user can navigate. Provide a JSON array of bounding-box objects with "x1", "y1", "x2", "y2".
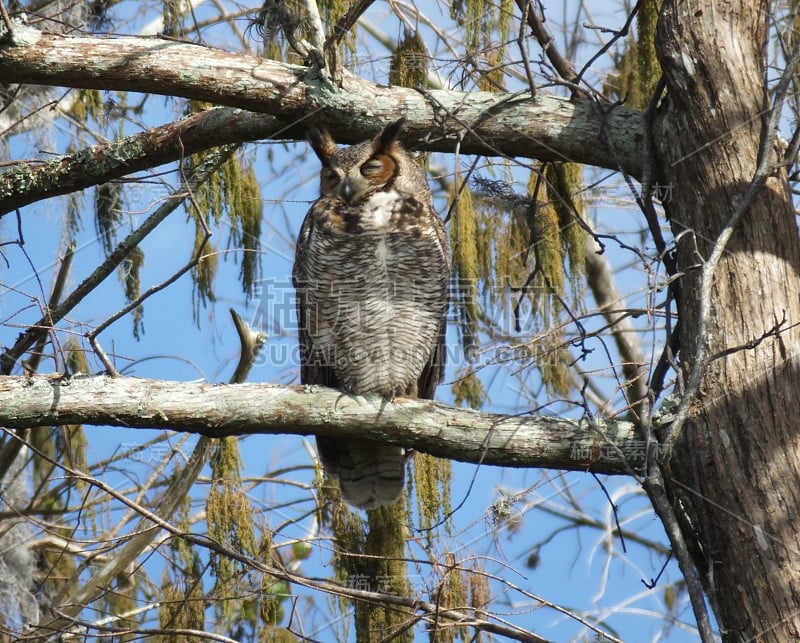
[
  {"x1": 207, "y1": 437, "x2": 258, "y2": 629},
  {"x1": 390, "y1": 31, "x2": 429, "y2": 88},
  {"x1": 414, "y1": 452, "x2": 453, "y2": 538}
]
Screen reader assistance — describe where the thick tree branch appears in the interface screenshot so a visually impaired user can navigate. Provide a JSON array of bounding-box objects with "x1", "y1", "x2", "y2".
[
  {"x1": 0, "y1": 374, "x2": 645, "y2": 474},
  {"x1": 0, "y1": 107, "x2": 293, "y2": 216},
  {"x1": 0, "y1": 32, "x2": 644, "y2": 177}
]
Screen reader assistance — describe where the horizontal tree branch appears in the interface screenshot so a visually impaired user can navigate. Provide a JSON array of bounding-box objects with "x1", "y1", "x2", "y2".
[
  {"x1": 0, "y1": 30, "x2": 644, "y2": 177},
  {"x1": 0, "y1": 374, "x2": 647, "y2": 475},
  {"x1": 0, "y1": 107, "x2": 294, "y2": 216}
]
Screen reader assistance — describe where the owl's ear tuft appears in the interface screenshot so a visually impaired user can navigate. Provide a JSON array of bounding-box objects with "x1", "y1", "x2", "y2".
[
  {"x1": 307, "y1": 126, "x2": 338, "y2": 165},
  {"x1": 376, "y1": 117, "x2": 406, "y2": 152}
]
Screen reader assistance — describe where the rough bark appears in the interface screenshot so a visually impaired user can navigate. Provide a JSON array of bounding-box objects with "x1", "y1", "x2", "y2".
[
  {"x1": 0, "y1": 31, "x2": 643, "y2": 176},
  {"x1": 655, "y1": 0, "x2": 800, "y2": 638},
  {"x1": 0, "y1": 373, "x2": 642, "y2": 474},
  {"x1": 0, "y1": 107, "x2": 291, "y2": 216}
]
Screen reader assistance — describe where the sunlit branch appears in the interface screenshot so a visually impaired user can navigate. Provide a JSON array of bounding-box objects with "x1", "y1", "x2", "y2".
[
  {"x1": 0, "y1": 32, "x2": 645, "y2": 176},
  {"x1": 0, "y1": 374, "x2": 654, "y2": 475}
]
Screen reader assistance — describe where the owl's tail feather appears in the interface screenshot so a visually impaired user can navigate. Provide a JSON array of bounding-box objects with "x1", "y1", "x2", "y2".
[{"x1": 317, "y1": 437, "x2": 406, "y2": 509}]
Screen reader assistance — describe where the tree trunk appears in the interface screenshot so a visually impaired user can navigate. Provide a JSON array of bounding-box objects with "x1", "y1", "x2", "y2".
[{"x1": 655, "y1": 0, "x2": 800, "y2": 639}]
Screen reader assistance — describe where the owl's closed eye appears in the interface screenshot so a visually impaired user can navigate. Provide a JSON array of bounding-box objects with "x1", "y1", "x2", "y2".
[{"x1": 307, "y1": 119, "x2": 416, "y2": 204}]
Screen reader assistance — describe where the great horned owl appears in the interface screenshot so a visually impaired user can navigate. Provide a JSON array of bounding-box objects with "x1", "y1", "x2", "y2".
[{"x1": 292, "y1": 118, "x2": 451, "y2": 509}]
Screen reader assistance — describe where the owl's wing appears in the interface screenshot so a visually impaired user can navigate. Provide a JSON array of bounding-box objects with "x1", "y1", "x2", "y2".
[
  {"x1": 416, "y1": 317, "x2": 446, "y2": 399},
  {"x1": 415, "y1": 204, "x2": 451, "y2": 401},
  {"x1": 294, "y1": 258, "x2": 354, "y2": 497},
  {"x1": 292, "y1": 204, "x2": 339, "y2": 389}
]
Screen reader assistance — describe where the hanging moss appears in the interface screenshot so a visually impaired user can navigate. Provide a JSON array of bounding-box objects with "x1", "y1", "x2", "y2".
[
  {"x1": 223, "y1": 160, "x2": 263, "y2": 300},
  {"x1": 158, "y1": 493, "x2": 205, "y2": 641},
  {"x1": 187, "y1": 148, "x2": 261, "y2": 312},
  {"x1": 355, "y1": 503, "x2": 413, "y2": 643},
  {"x1": 158, "y1": 574, "x2": 205, "y2": 643},
  {"x1": 65, "y1": 192, "x2": 81, "y2": 243},
  {"x1": 320, "y1": 0, "x2": 357, "y2": 58},
  {"x1": 64, "y1": 336, "x2": 90, "y2": 377},
  {"x1": 258, "y1": 622, "x2": 299, "y2": 642},
  {"x1": 414, "y1": 452, "x2": 453, "y2": 538},
  {"x1": 390, "y1": 31, "x2": 429, "y2": 88},
  {"x1": 451, "y1": 178, "x2": 481, "y2": 358},
  {"x1": 207, "y1": 437, "x2": 257, "y2": 562},
  {"x1": 469, "y1": 171, "x2": 542, "y2": 310},
  {"x1": 538, "y1": 340, "x2": 571, "y2": 397},
  {"x1": 162, "y1": 0, "x2": 187, "y2": 38},
  {"x1": 122, "y1": 245, "x2": 145, "y2": 339},
  {"x1": 451, "y1": 365, "x2": 488, "y2": 409},
  {"x1": 188, "y1": 157, "x2": 223, "y2": 225},
  {"x1": 69, "y1": 89, "x2": 104, "y2": 123},
  {"x1": 254, "y1": 0, "x2": 305, "y2": 63},
  {"x1": 103, "y1": 589, "x2": 139, "y2": 643},
  {"x1": 463, "y1": 0, "x2": 511, "y2": 91},
  {"x1": 603, "y1": 1, "x2": 661, "y2": 109},
  {"x1": 95, "y1": 181, "x2": 122, "y2": 255},
  {"x1": 432, "y1": 554, "x2": 468, "y2": 642},
  {"x1": 602, "y1": 35, "x2": 641, "y2": 106},
  {"x1": 191, "y1": 237, "x2": 217, "y2": 322},
  {"x1": 528, "y1": 168, "x2": 564, "y2": 299},
  {"x1": 95, "y1": 181, "x2": 146, "y2": 337},
  {"x1": 465, "y1": 0, "x2": 482, "y2": 52},
  {"x1": 543, "y1": 162, "x2": 587, "y2": 296},
  {"x1": 794, "y1": 1, "x2": 800, "y2": 42},
  {"x1": 207, "y1": 437, "x2": 258, "y2": 630},
  {"x1": 326, "y1": 497, "x2": 366, "y2": 639},
  {"x1": 260, "y1": 575, "x2": 290, "y2": 629},
  {"x1": 524, "y1": 166, "x2": 583, "y2": 397},
  {"x1": 469, "y1": 561, "x2": 491, "y2": 638},
  {"x1": 325, "y1": 496, "x2": 412, "y2": 642}
]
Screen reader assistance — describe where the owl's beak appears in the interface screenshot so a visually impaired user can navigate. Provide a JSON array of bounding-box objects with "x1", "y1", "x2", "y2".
[{"x1": 341, "y1": 179, "x2": 355, "y2": 203}]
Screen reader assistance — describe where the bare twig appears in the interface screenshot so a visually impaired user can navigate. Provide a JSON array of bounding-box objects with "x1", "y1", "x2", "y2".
[
  {"x1": 643, "y1": 460, "x2": 716, "y2": 641},
  {"x1": 86, "y1": 145, "x2": 222, "y2": 374},
  {"x1": 514, "y1": 0, "x2": 580, "y2": 92},
  {"x1": 0, "y1": 145, "x2": 236, "y2": 376},
  {"x1": 576, "y1": 4, "x2": 640, "y2": 89},
  {"x1": 228, "y1": 309, "x2": 268, "y2": 384},
  {"x1": 0, "y1": 1, "x2": 14, "y2": 42}
]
